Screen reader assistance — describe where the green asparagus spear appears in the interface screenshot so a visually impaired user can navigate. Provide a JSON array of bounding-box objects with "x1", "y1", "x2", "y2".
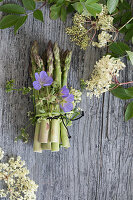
[
  {"x1": 61, "y1": 50, "x2": 72, "y2": 87},
  {"x1": 47, "y1": 41, "x2": 54, "y2": 77},
  {"x1": 51, "y1": 43, "x2": 62, "y2": 151},
  {"x1": 53, "y1": 42, "x2": 62, "y2": 87},
  {"x1": 31, "y1": 41, "x2": 39, "y2": 79},
  {"x1": 31, "y1": 41, "x2": 46, "y2": 152},
  {"x1": 61, "y1": 50, "x2": 72, "y2": 148},
  {"x1": 40, "y1": 41, "x2": 54, "y2": 150}
]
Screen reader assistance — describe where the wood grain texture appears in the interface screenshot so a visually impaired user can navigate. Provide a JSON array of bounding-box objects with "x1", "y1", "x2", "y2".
[{"x1": 0, "y1": 2, "x2": 133, "y2": 200}]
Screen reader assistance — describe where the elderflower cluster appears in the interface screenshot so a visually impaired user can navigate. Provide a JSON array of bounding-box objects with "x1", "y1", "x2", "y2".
[
  {"x1": 92, "y1": 31, "x2": 112, "y2": 48},
  {"x1": 92, "y1": 5, "x2": 114, "y2": 47},
  {"x1": 0, "y1": 148, "x2": 38, "y2": 200},
  {"x1": 70, "y1": 87, "x2": 82, "y2": 103},
  {"x1": 66, "y1": 5, "x2": 114, "y2": 49},
  {"x1": 96, "y1": 5, "x2": 114, "y2": 31},
  {"x1": 66, "y1": 13, "x2": 90, "y2": 50},
  {"x1": 86, "y1": 55, "x2": 126, "y2": 98}
]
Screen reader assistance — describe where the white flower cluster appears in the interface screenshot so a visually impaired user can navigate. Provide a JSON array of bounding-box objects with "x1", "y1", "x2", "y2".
[
  {"x1": 66, "y1": 13, "x2": 90, "y2": 50},
  {"x1": 66, "y1": 5, "x2": 115, "y2": 49},
  {"x1": 86, "y1": 55, "x2": 126, "y2": 98},
  {"x1": 70, "y1": 87, "x2": 82, "y2": 103},
  {"x1": 92, "y1": 31, "x2": 112, "y2": 48},
  {"x1": 0, "y1": 148, "x2": 38, "y2": 200},
  {"x1": 96, "y1": 5, "x2": 114, "y2": 31},
  {"x1": 92, "y1": 5, "x2": 114, "y2": 48}
]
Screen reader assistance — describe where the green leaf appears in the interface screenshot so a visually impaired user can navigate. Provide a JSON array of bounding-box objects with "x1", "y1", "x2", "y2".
[
  {"x1": 121, "y1": 11, "x2": 132, "y2": 26},
  {"x1": 14, "y1": 15, "x2": 27, "y2": 34},
  {"x1": 33, "y1": 9, "x2": 44, "y2": 22},
  {"x1": 107, "y1": 0, "x2": 119, "y2": 14},
  {"x1": 48, "y1": 0, "x2": 56, "y2": 3},
  {"x1": 56, "y1": 0, "x2": 64, "y2": 6},
  {"x1": 86, "y1": 0, "x2": 99, "y2": 3},
  {"x1": 50, "y1": 5, "x2": 61, "y2": 20},
  {"x1": 72, "y1": 2, "x2": 83, "y2": 14},
  {"x1": 109, "y1": 42, "x2": 130, "y2": 57},
  {"x1": 125, "y1": 87, "x2": 133, "y2": 97},
  {"x1": 60, "y1": 6, "x2": 67, "y2": 21},
  {"x1": 119, "y1": 0, "x2": 131, "y2": 10},
  {"x1": 0, "y1": 4, "x2": 26, "y2": 14},
  {"x1": 85, "y1": 2, "x2": 102, "y2": 17},
  {"x1": 126, "y1": 23, "x2": 133, "y2": 29},
  {"x1": 0, "y1": 15, "x2": 20, "y2": 29},
  {"x1": 125, "y1": 101, "x2": 133, "y2": 121},
  {"x1": 67, "y1": 4, "x2": 74, "y2": 13},
  {"x1": 125, "y1": 29, "x2": 133, "y2": 41},
  {"x1": 0, "y1": 0, "x2": 4, "y2": 2},
  {"x1": 110, "y1": 85, "x2": 133, "y2": 99},
  {"x1": 22, "y1": 0, "x2": 36, "y2": 10},
  {"x1": 126, "y1": 51, "x2": 133, "y2": 65}
]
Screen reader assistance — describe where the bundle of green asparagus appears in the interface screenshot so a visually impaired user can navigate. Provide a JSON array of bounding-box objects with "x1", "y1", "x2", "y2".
[{"x1": 30, "y1": 41, "x2": 82, "y2": 152}]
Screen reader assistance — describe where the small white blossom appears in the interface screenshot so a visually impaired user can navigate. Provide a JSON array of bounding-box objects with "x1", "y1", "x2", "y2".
[
  {"x1": 96, "y1": 5, "x2": 114, "y2": 31},
  {"x1": 70, "y1": 87, "x2": 82, "y2": 103},
  {"x1": 86, "y1": 55, "x2": 126, "y2": 98},
  {"x1": 0, "y1": 148, "x2": 4, "y2": 160},
  {"x1": 0, "y1": 148, "x2": 38, "y2": 200},
  {"x1": 92, "y1": 31, "x2": 112, "y2": 48},
  {"x1": 0, "y1": 189, "x2": 7, "y2": 198}
]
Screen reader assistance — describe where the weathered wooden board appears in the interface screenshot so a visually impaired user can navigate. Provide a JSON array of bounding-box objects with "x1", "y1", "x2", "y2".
[{"x1": 0, "y1": 2, "x2": 133, "y2": 200}]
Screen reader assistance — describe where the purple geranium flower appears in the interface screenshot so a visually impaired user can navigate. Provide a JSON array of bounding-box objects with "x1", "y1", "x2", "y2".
[
  {"x1": 33, "y1": 71, "x2": 53, "y2": 90},
  {"x1": 60, "y1": 86, "x2": 69, "y2": 98},
  {"x1": 60, "y1": 94, "x2": 74, "y2": 113}
]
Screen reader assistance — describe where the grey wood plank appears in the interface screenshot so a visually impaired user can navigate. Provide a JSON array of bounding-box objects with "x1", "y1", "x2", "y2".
[{"x1": 0, "y1": 3, "x2": 133, "y2": 200}]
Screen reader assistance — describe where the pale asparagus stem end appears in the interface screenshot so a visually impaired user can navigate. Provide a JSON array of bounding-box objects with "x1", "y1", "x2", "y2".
[
  {"x1": 33, "y1": 122, "x2": 42, "y2": 153},
  {"x1": 51, "y1": 143, "x2": 60, "y2": 152},
  {"x1": 41, "y1": 143, "x2": 51, "y2": 150},
  {"x1": 51, "y1": 119, "x2": 60, "y2": 142},
  {"x1": 39, "y1": 119, "x2": 50, "y2": 143},
  {"x1": 61, "y1": 123, "x2": 70, "y2": 148}
]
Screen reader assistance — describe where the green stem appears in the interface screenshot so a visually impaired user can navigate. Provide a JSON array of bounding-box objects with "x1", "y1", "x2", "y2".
[
  {"x1": 118, "y1": 17, "x2": 133, "y2": 31},
  {"x1": 27, "y1": 2, "x2": 46, "y2": 16}
]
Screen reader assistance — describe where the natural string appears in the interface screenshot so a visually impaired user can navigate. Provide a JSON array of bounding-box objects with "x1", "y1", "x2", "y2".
[{"x1": 46, "y1": 111, "x2": 84, "y2": 138}]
